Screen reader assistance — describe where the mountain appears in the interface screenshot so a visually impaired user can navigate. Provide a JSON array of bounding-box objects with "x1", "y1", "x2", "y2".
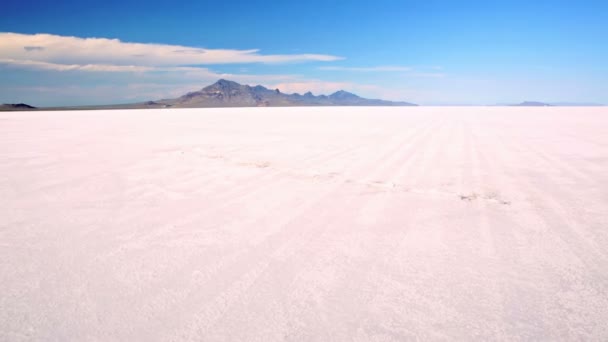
[
  {"x1": 510, "y1": 101, "x2": 552, "y2": 107},
  {"x1": 0, "y1": 103, "x2": 37, "y2": 111},
  {"x1": 158, "y1": 79, "x2": 416, "y2": 107},
  {"x1": 549, "y1": 102, "x2": 604, "y2": 107},
  {"x1": 496, "y1": 101, "x2": 604, "y2": 107}
]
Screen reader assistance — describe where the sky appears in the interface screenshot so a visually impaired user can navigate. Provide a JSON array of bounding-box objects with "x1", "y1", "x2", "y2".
[{"x1": 1, "y1": 0, "x2": 607, "y2": 106}]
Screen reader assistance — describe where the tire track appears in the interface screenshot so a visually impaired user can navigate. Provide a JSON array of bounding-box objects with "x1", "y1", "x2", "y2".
[
  {"x1": 161, "y1": 121, "x2": 431, "y2": 340},
  {"x1": 487, "y1": 117, "x2": 608, "y2": 340},
  {"x1": 176, "y1": 115, "x2": 441, "y2": 340}
]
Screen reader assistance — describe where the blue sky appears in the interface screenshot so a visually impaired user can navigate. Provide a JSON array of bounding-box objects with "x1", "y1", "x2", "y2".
[{"x1": 1, "y1": 0, "x2": 607, "y2": 105}]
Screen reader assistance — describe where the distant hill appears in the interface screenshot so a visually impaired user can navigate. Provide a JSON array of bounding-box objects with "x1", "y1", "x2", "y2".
[
  {"x1": 549, "y1": 102, "x2": 604, "y2": 107},
  {"x1": 0, "y1": 103, "x2": 37, "y2": 111},
  {"x1": 506, "y1": 101, "x2": 604, "y2": 107},
  {"x1": 510, "y1": 101, "x2": 552, "y2": 107},
  {"x1": 157, "y1": 79, "x2": 417, "y2": 107}
]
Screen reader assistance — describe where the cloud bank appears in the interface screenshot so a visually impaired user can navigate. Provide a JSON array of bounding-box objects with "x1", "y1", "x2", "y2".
[{"x1": 0, "y1": 32, "x2": 343, "y2": 70}]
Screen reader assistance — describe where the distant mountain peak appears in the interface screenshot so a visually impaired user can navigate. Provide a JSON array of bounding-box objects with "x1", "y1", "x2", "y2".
[
  {"x1": 206, "y1": 79, "x2": 241, "y2": 89},
  {"x1": 216, "y1": 78, "x2": 236, "y2": 85},
  {"x1": 329, "y1": 90, "x2": 360, "y2": 99}
]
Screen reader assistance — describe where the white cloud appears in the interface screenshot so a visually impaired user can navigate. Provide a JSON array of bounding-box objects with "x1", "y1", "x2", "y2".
[
  {"x1": 0, "y1": 32, "x2": 343, "y2": 69},
  {"x1": 318, "y1": 65, "x2": 411, "y2": 72},
  {"x1": 270, "y1": 81, "x2": 351, "y2": 95},
  {"x1": 0, "y1": 58, "x2": 157, "y2": 72}
]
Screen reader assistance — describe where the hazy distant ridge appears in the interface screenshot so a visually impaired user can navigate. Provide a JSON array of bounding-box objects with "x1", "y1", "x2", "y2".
[
  {"x1": 0, "y1": 103, "x2": 37, "y2": 111},
  {"x1": 507, "y1": 101, "x2": 603, "y2": 107}
]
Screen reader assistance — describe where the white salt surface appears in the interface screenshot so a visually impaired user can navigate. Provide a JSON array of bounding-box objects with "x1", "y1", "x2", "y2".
[{"x1": 1, "y1": 107, "x2": 607, "y2": 340}]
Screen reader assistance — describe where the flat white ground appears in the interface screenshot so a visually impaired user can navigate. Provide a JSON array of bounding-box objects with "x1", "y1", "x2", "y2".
[{"x1": 1, "y1": 107, "x2": 607, "y2": 341}]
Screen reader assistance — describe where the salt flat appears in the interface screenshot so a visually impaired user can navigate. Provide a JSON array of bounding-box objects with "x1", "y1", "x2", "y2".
[{"x1": 1, "y1": 107, "x2": 607, "y2": 341}]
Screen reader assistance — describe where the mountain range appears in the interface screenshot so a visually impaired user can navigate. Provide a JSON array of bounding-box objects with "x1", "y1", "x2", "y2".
[
  {"x1": 3, "y1": 81, "x2": 605, "y2": 110},
  {"x1": 152, "y1": 79, "x2": 417, "y2": 108},
  {"x1": 1, "y1": 79, "x2": 416, "y2": 110}
]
